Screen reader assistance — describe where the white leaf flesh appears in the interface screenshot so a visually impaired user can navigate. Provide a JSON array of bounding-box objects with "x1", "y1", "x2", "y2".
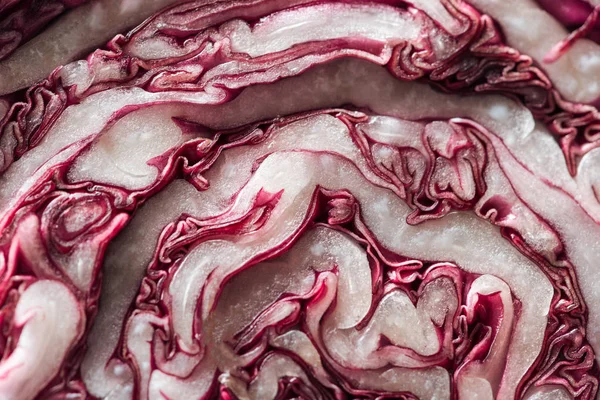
[
  {"x1": 0, "y1": 280, "x2": 82, "y2": 400},
  {"x1": 120, "y1": 0, "x2": 321, "y2": 61},
  {"x1": 467, "y1": 0, "x2": 600, "y2": 103},
  {"x1": 524, "y1": 385, "x2": 573, "y2": 400},
  {"x1": 496, "y1": 120, "x2": 600, "y2": 219},
  {"x1": 146, "y1": 357, "x2": 216, "y2": 400},
  {"x1": 270, "y1": 330, "x2": 329, "y2": 381},
  {"x1": 0, "y1": 101, "x2": 8, "y2": 121},
  {"x1": 0, "y1": 87, "x2": 164, "y2": 211},
  {"x1": 408, "y1": 0, "x2": 466, "y2": 36},
  {"x1": 68, "y1": 105, "x2": 189, "y2": 189},
  {"x1": 226, "y1": 2, "x2": 424, "y2": 57},
  {"x1": 123, "y1": 0, "x2": 456, "y2": 61}
]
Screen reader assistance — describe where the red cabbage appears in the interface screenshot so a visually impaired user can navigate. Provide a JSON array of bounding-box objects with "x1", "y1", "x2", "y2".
[{"x1": 0, "y1": 1, "x2": 599, "y2": 399}]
